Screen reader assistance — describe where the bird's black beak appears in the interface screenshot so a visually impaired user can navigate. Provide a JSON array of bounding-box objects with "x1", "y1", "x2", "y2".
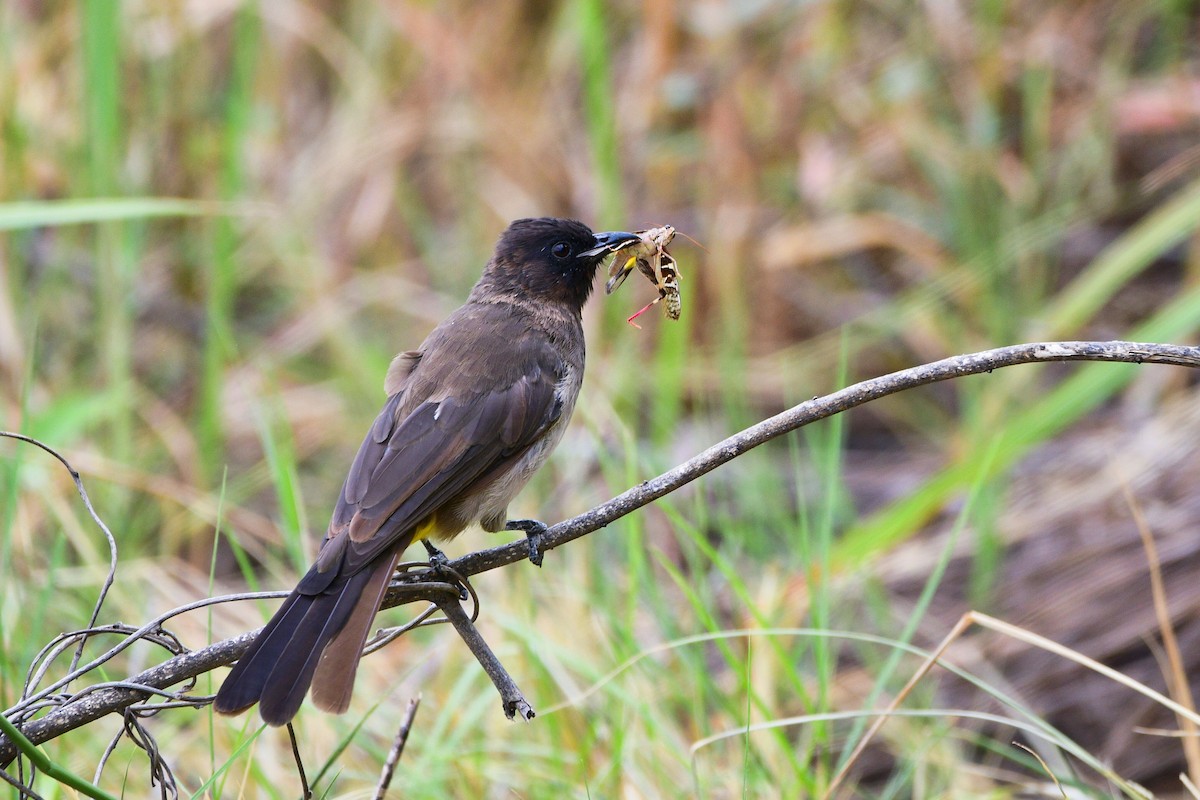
[{"x1": 579, "y1": 230, "x2": 641, "y2": 258}]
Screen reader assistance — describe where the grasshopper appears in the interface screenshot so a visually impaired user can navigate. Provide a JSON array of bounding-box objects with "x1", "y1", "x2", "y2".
[{"x1": 604, "y1": 225, "x2": 680, "y2": 327}]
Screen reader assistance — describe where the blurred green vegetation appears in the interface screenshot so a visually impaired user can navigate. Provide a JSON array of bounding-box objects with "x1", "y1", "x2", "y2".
[{"x1": 2, "y1": 1, "x2": 1200, "y2": 797}]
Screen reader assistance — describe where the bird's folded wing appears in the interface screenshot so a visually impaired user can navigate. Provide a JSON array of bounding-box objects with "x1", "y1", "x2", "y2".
[{"x1": 300, "y1": 359, "x2": 562, "y2": 590}]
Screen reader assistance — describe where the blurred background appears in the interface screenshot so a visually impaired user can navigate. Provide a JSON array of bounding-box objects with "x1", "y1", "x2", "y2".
[{"x1": 4, "y1": 1, "x2": 1200, "y2": 797}]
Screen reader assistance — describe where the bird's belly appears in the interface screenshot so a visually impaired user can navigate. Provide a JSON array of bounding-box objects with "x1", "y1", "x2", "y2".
[{"x1": 435, "y1": 418, "x2": 569, "y2": 537}]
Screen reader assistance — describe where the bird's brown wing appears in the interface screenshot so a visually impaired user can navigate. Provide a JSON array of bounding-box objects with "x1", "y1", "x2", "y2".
[
  {"x1": 311, "y1": 358, "x2": 563, "y2": 583},
  {"x1": 215, "y1": 340, "x2": 564, "y2": 724}
]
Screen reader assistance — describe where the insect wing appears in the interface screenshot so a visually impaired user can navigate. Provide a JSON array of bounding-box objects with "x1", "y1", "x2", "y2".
[{"x1": 606, "y1": 252, "x2": 639, "y2": 294}]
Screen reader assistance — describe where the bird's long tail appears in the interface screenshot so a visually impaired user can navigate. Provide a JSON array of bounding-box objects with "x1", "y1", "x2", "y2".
[{"x1": 213, "y1": 545, "x2": 403, "y2": 726}]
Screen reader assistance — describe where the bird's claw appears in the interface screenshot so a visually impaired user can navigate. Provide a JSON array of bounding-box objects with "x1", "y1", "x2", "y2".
[
  {"x1": 422, "y1": 539, "x2": 450, "y2": 571},
  {"x1": 505, "y1": 519, "x2": 548, "y2": 567},
  {"x1": 421, "y1": 540, "x2": 467, "y2": 599}
]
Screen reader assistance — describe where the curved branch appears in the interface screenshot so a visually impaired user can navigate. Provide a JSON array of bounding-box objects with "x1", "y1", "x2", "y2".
[
  {"x1": 413, "y1": 340, "x2": 1200, "y2": 578},
  {"x1": 3, "y1": 339, "x2": 1195, "y2": 764}
]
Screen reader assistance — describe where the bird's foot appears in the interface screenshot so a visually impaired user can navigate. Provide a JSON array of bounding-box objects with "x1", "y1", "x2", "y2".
[
  {"x1": 422, "y1": 540, "x2": 467, "y2": 599},
  {"x1": 505, "y1": 519, "x2": 548, "y2": 567},
  {"x1": 422, "y1": 539, "x2": 450, "y2": 571}
]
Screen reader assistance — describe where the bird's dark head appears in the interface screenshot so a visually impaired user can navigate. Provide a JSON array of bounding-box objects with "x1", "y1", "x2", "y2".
[{"x1": 480, "y1": 218, "x2": 640, "y2": 312}]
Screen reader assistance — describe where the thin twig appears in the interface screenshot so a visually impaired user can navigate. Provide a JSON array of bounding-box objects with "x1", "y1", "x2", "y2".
[
  {"x1": 436, "y1": 598, "x2": 534, "y2": 720},
  {"x1": 0, "y1": 583, "x2": 457, "y2": 766},
  {"x1": 93, "y1": 728, "x2": 122, "y2": 788},
  {"x1": 24, "y1": 624, "x2": 187, "y2": 703},
  {"x1": 0, "y1": 433, "x2": 119, "y2": 679},
  {"x1": 363, "y1": 560, "x2": 481, "y2": 654},
  {"x1": 362, "y1": 604, "x2": 441, "y2": 655},
  {"x1": 121, "y1": 714, "x2": 175, "y2": 800},
  {"x1": 8, "y1": 591, "x2": 288, "y2": 719},
  {"x1": 286, "y1": 723, "x2": 311, "y2": 800},
  {"x1": 374, "y1": 696, "x2": 421, "y2": 800},
  {"x1": 0, "y1": 767, "x2": 44, "y2": 800}
]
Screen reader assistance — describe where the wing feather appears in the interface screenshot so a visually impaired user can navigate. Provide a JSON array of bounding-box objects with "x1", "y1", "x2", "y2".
[{"x1": 313, "y1": 340, "x2": 563, "y2": 581}]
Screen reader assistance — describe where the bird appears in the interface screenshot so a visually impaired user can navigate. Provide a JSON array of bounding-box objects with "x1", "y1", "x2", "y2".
[{"x1": 213, "y1": 217, "x2": 640, "y2": 725}]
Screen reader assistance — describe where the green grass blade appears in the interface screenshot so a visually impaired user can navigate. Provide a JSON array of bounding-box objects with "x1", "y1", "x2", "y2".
[
  {"x1": 0, "y1": 711, "x2": 120, "y2": 800},
  {"x1": 837, "y1": 277, "x2": 1200, "y2": 567},
  {"x1": 0, "y1": 198, "x2": 219, "y2": 230},
  {"x1": 1042, "y1": 178, "x2": 1200, "y2": 336}
]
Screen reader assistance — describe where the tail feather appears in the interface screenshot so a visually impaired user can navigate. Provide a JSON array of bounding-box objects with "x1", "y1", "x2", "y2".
[
  {"x1": 214, "y1": 543, "x2": 404, "y2": 725},
  {"x1": 213, "y1": 592, "x2": 317, "y2": 716},
  {"x1": 257, "y1": 568, "x2": 373, "y2": 726},
  {"x1": 311, "y1": 549, "x2": 402, "y2": 713}
]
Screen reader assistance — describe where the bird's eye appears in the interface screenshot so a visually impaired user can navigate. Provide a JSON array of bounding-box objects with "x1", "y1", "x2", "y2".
[{"x1": 551, "y1": 241, "x2": 573, "y2": 259}]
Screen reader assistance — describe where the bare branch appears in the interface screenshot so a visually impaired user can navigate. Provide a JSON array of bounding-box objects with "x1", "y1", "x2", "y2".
[
  {"x1": 3, "y1": 340, "x2": 1197, "y2": 766},
  {"x1": 403, "y1": 340, "x2": 1200, "y2": 579},
  {"x1": 374, "y1": 697, "x2": 421, "y2": 800},
  {"x1": 436, "y1": 598, "x2": 533, "y2": 720}
]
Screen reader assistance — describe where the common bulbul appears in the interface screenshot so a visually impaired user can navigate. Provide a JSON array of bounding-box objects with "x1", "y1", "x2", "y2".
[{"x1": 213, "y1": 218, "x2": 640, "y2": 725}]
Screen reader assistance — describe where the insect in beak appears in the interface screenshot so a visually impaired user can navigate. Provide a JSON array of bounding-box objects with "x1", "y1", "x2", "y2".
[{"x1": 603, "y1": 226, "x2": 681, "y2": 327}]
